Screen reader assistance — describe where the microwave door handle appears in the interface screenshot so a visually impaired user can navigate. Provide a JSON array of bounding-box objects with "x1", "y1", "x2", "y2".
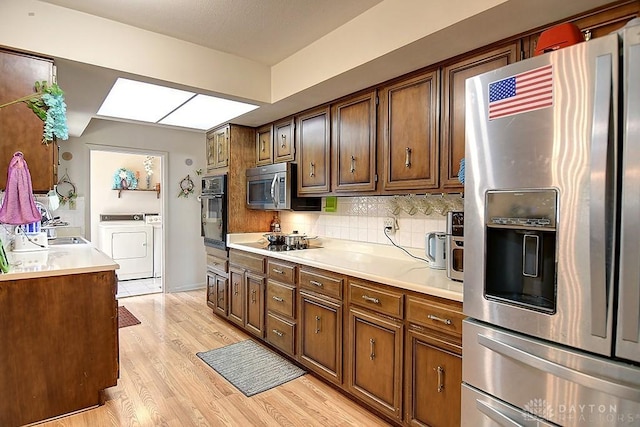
[
  {"x1": 270, "y1": 173, "x2": 279, "y2": 209},
  {"x1": 589, "y1": 53, "x2": 613, "y2": 339}
]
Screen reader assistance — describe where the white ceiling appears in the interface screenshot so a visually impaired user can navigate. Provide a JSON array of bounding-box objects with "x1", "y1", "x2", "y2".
[
  {"x1": 40, "y1": 0, "x2": 382, "y2": 66},
  {"x1": 30, "y1": 0, "x2": 616, "y2": 135}
]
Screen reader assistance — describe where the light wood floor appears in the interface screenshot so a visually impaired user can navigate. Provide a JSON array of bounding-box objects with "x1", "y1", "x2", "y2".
[{"x1": 40, "y1": 290, "x2": 390, "y2": 427}]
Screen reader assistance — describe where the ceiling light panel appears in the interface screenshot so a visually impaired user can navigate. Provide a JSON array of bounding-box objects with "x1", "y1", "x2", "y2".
[
  {"x1": 97, "y1": 78, "x2": 195, "y2": 122},
  {"x1": 159, "y1": 94, "x2": 259, "y2": 130}
]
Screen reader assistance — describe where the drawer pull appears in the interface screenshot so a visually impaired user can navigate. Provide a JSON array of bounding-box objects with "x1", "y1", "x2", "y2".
[
  {"x1": 435, "y1": 366, "x2": 445, "y2": 392},
  {"x1": 309, "y1": 280, "x2": 323, "y2": 288},
  {"x1": 405, "y1": 147, "x2": 412, "y2": 167},
  {"x1": 369, "y1": 338, "x2": 376, "y2": 360},
  {"x1": 271, "y1": 296, "x2": 284, "y2": 303},
  {"x1": 350, "y1": 155, "x2": 356, "y2": 173},
  {"x1": 272, "y1": 268, "x2": 284, "y2": 275},
  {"x1": 272, "y1": 329, "x2": 284, "y2": 337},
  {"x1": 315, "y1": 315, "x2": 321, "y2": 334},
  {"x1": 361, "y1": 295, "x2": 380, "y2": 304},
  {"x1": 428, "y1": 314, "x2": 452, "y2": 325}
]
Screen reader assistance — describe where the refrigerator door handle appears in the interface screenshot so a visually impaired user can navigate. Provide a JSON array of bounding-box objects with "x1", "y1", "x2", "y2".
[
  {"x1": 589, "y1": 53, "x2": 613, "y2": 339},
  {"x1": 478, "y1": 333, "x2": 640, "y2": 402},
  {"x1": 475, "y1": 399, "x2": 525, "y2": 427},
  {"x1": 620, "y1": 42, "x2": 640, "y2": 348}
]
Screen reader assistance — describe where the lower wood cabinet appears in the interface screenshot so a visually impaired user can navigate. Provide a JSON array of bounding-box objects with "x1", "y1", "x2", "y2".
[
  {"x1": 347, "y1": 307, "x2": 404, "y2": 422},
  {"x1": 405, "y1": 326, "x2": 462, "y2": 427},
  {"x1": 266, "y1": 312, "x2": 296, "y2": 356},
  {"x1": 228, "y1": 267, "x2": 245, "y2": 327},
  {"x1": 298, "y1": 290, "x2": 343, "y2": 385},
  {"x1": 245, "y1": 272, "x2": 265, "y2": 338},
  {"x1": 206, "y1": 270, "x2": 228, "y2": 317}
]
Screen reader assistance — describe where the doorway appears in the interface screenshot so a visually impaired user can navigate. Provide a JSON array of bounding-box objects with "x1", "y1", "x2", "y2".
[{"x1": 89, "y1": 147, "x2": 166, "y2": 298}]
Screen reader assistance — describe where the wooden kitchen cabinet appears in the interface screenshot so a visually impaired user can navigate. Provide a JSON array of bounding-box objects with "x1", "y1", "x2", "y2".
[
  {"x1": 245, "y1": 272, "x2": 265, "y2": 338},
  {"x1": 256, "y1": 124, "x2": 273, "y2": 166},
  {"x1": 298, "y1": 290, "x2": 343, "y2": 385},
  {"x1": 405, "y1": 295, "x2": 463, "y2": 427},
  {"x1": 0, "y1": 49, "x2": 57, "y2": 193},
  {"x1": 296, "y1": 105, "x2": 331, "y2": 195},
  {"x1": 266, "y1": 258, "x2": 298, "y2": 356},
  {"x1": 206, "y1": 124, "x2": 230, "y2": 170},
  {"x1": 206, "y1": 270, "x2": 228, "y2": 317},
  {"x1": 347, "y1": 307, "x2": 404, "y2": 422},
  {"x1": 379, "y1": 69, "x2": 440, "y2": 192},
  {"x1": 405, "y1": 327, "x2": 462, "y2": 427},
  {"x1": 229, "y1": 249, "x2": 266, "y2": 335},
  {"x1": 228, "y1": 266, "x2": 245, "y2": 327},
  {"x1": 274, "y1": 117, "x2": 295, "y2": 163},
  {"x1": 440, "y1": 43, "x2": 518, "y2": 190},
  {"x1": 332, "y1": 90, "x2": 377, "y2": 193}
]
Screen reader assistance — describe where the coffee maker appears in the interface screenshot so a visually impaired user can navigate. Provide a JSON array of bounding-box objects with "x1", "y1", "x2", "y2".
[{"x1": 446, "y1": 211, "x2": 464, "y2": 281}]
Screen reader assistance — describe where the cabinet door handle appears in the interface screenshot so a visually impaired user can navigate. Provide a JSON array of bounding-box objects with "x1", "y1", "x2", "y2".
[
  {"x1": 272, "y1": 268, "x2": 284, "y2": 275},
  {"x1": 272, "y1": 329, "x2": 284, "y2": 337},
  {"x1": 281, "y1": 133, "x2": 287, "y2": 148},
  {"x1": 427, "y1": 314, "x2": 452, "y2": 325},
  {"x1": 369, "y1": 338, "x2": 376, "y2": 360},
  {"x1": 251, "y1": 289, "x2": 257, "y2": 303},
  {"x1": 315, "y1": 315, "x2": 321, "y2": 334},
  {"x1": 233, "y1": 282, "x2": 239, "y2": 296},
  {"x1": 261, "y1": 139, "x2": 266, "y2": 152},
  {"x1": 361, "y1": 295, "x2": 380, "y2": 304},
  {"x1": 309, "y1": 161, "x2": 315, "y2": 177},
  {"x1": 272, "y1": 296, "x2": 284, "y2": 303},
  {"x1": 309, "y1": 280, "x2": 323, "y2": 288},
  {"x1": 405, "y1": 147, "x2": 412, "y2": 167},
  {"x1": 435, "y1": 366, "x2": 445, "y2": 392},
  {"x1": 350, "y1": 155, "x2": 356, "y2": 173}
]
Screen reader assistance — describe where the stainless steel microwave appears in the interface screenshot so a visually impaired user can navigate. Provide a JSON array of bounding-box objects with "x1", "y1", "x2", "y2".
[{"x1": 246, "y1": 163, "x2": 320, "y2": 211}]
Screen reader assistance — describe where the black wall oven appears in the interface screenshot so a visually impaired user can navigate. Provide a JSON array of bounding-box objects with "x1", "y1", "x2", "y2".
[{"x1": 200, "y1": 174, "x2": 227, "y2": 250}]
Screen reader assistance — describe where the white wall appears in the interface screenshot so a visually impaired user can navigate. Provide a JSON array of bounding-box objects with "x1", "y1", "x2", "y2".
[{"x1": 59, "y1": 119, "x2": 206, "y2": 293}]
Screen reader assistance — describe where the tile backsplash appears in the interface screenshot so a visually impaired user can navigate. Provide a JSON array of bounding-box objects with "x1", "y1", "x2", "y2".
[{"x1": 279, "y1": 195, "x2": 463, "y2": 251}]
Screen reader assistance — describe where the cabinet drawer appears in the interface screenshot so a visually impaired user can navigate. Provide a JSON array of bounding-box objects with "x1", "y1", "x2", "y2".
[
  {"x1": 299, "y1": 268, "x2": 343, "y2": 300},
  {"x1": 267, "y1": 259, "x2": 296, "y2": 285},
  {"x1": 229, "y1": 249, "x2": 265, "y2": 274},
  {"x1": 406, "y1": 296, "x2": 464, "y2": 338},
  {"x1": 266, "y1": 280, "x2": 296, "y2": 318},
  {"x1": 266, "y1": 313, "x2": 296, "y2": 357},
  {"x1": 206, "y1": 254, "x2": 228, "y2": 274},
  {"x1": 349, "y1": 280, "x2": 403, "y2": 318}
]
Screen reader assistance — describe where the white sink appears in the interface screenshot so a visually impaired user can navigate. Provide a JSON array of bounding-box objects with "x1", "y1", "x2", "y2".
[{"x1": 47, "y1": 236, "x2": 88, "y2": 246}]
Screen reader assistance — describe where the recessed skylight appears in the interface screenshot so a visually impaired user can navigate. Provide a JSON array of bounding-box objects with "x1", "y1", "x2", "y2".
[
  {"x1": 159, "y1": 94, "x2": 259, "y2": 130},
  {"x1": 97, "y1": 78, "x2": 259, "y2": 130}
]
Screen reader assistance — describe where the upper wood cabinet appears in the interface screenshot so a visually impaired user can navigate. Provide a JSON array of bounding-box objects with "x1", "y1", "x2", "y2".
[
  {"x1": 0, "y1": 49, "x2": 57, "y2": 193},
  {"x1": 525, "y1": 0, "x2": 639, "y2": 58},
  {"x1": 332, "y1": 91, "x2": 377, "y2": 193},
  {"x1": 379, "y1": 69, "x2": 440, "y2": 192},
  {"x1": 296, "y1": 105, "x2": 331, "y2": 195},
  {"x1": 440, "y1": 43, "x2": 519, "y2": 190},
  {"x1": 206, "y1": 125, "x2": 230, "y2": 170},
  {"x1": 274, "y1": 117, "x2": 295, "y2": 163},
  {"x1": 256, "y1": 124, "x2": 273, "y2": 166}
]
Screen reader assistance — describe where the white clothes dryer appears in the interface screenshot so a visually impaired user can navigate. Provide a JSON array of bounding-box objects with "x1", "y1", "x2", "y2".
[{"x1": 98, "y1": 213, "x2": 153, "y2": 280}]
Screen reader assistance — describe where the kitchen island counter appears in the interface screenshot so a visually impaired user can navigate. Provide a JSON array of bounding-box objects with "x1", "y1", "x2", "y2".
[
  {"x1": 2, "y1": 239, "x2": 119, "y2": 280},
  {"x1": 228, "y1": 233, "x2": 463, "y2": 302}
]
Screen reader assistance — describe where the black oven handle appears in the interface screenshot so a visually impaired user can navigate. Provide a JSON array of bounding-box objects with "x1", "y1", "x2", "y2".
[{"x1": 201, "y1": 194, "x2": 223, "y2": 199}]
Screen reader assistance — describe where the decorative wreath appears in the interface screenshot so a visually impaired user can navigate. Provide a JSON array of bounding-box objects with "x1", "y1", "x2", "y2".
[
  {"x1": 56, "y1": 170, "x2": 77, "y2": 206},
  {"x1": 113, "y1": 168, "x2": 138, "y2": 190},
  {"x1": 178, "y1": 175, "x2": 194, "y2": 198}
]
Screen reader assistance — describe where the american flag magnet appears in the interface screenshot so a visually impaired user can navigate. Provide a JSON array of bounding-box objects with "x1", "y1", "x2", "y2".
[{"x1": 488, "y1": 64, "x2": 554, "y2": 120}]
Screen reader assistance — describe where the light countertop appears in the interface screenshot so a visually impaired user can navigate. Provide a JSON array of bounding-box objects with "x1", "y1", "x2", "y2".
[
  {"x1": 1, "y1": 239, "x2": 119, "y2": 281},
  {"x1": 228, "y1": 233, "x2": 463, "y2": 302}
]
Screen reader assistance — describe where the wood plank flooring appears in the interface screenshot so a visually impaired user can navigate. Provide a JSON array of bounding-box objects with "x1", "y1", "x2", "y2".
[{"x1": 40, "y1": 290, "x2": 390, "y2": 427}]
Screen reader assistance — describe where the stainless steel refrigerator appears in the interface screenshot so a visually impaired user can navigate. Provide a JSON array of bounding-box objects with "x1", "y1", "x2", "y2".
[{"x1": 462, "y1": 27, "x2": 640, "y2": 426}]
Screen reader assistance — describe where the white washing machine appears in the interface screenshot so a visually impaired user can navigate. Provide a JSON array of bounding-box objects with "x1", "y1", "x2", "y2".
[{"x1": 98, "y1": 213, "x2": 153, "y2": 280}]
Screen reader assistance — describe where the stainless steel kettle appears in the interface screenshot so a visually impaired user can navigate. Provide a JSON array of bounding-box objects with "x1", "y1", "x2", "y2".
[{"x1": 425, "y1": 232, "x2": 446, "y2": 269}]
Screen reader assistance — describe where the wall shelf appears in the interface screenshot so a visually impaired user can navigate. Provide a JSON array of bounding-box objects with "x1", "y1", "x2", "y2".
[{"x1": 114, "y1": 188, "x2": 160, "y2": 199}]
